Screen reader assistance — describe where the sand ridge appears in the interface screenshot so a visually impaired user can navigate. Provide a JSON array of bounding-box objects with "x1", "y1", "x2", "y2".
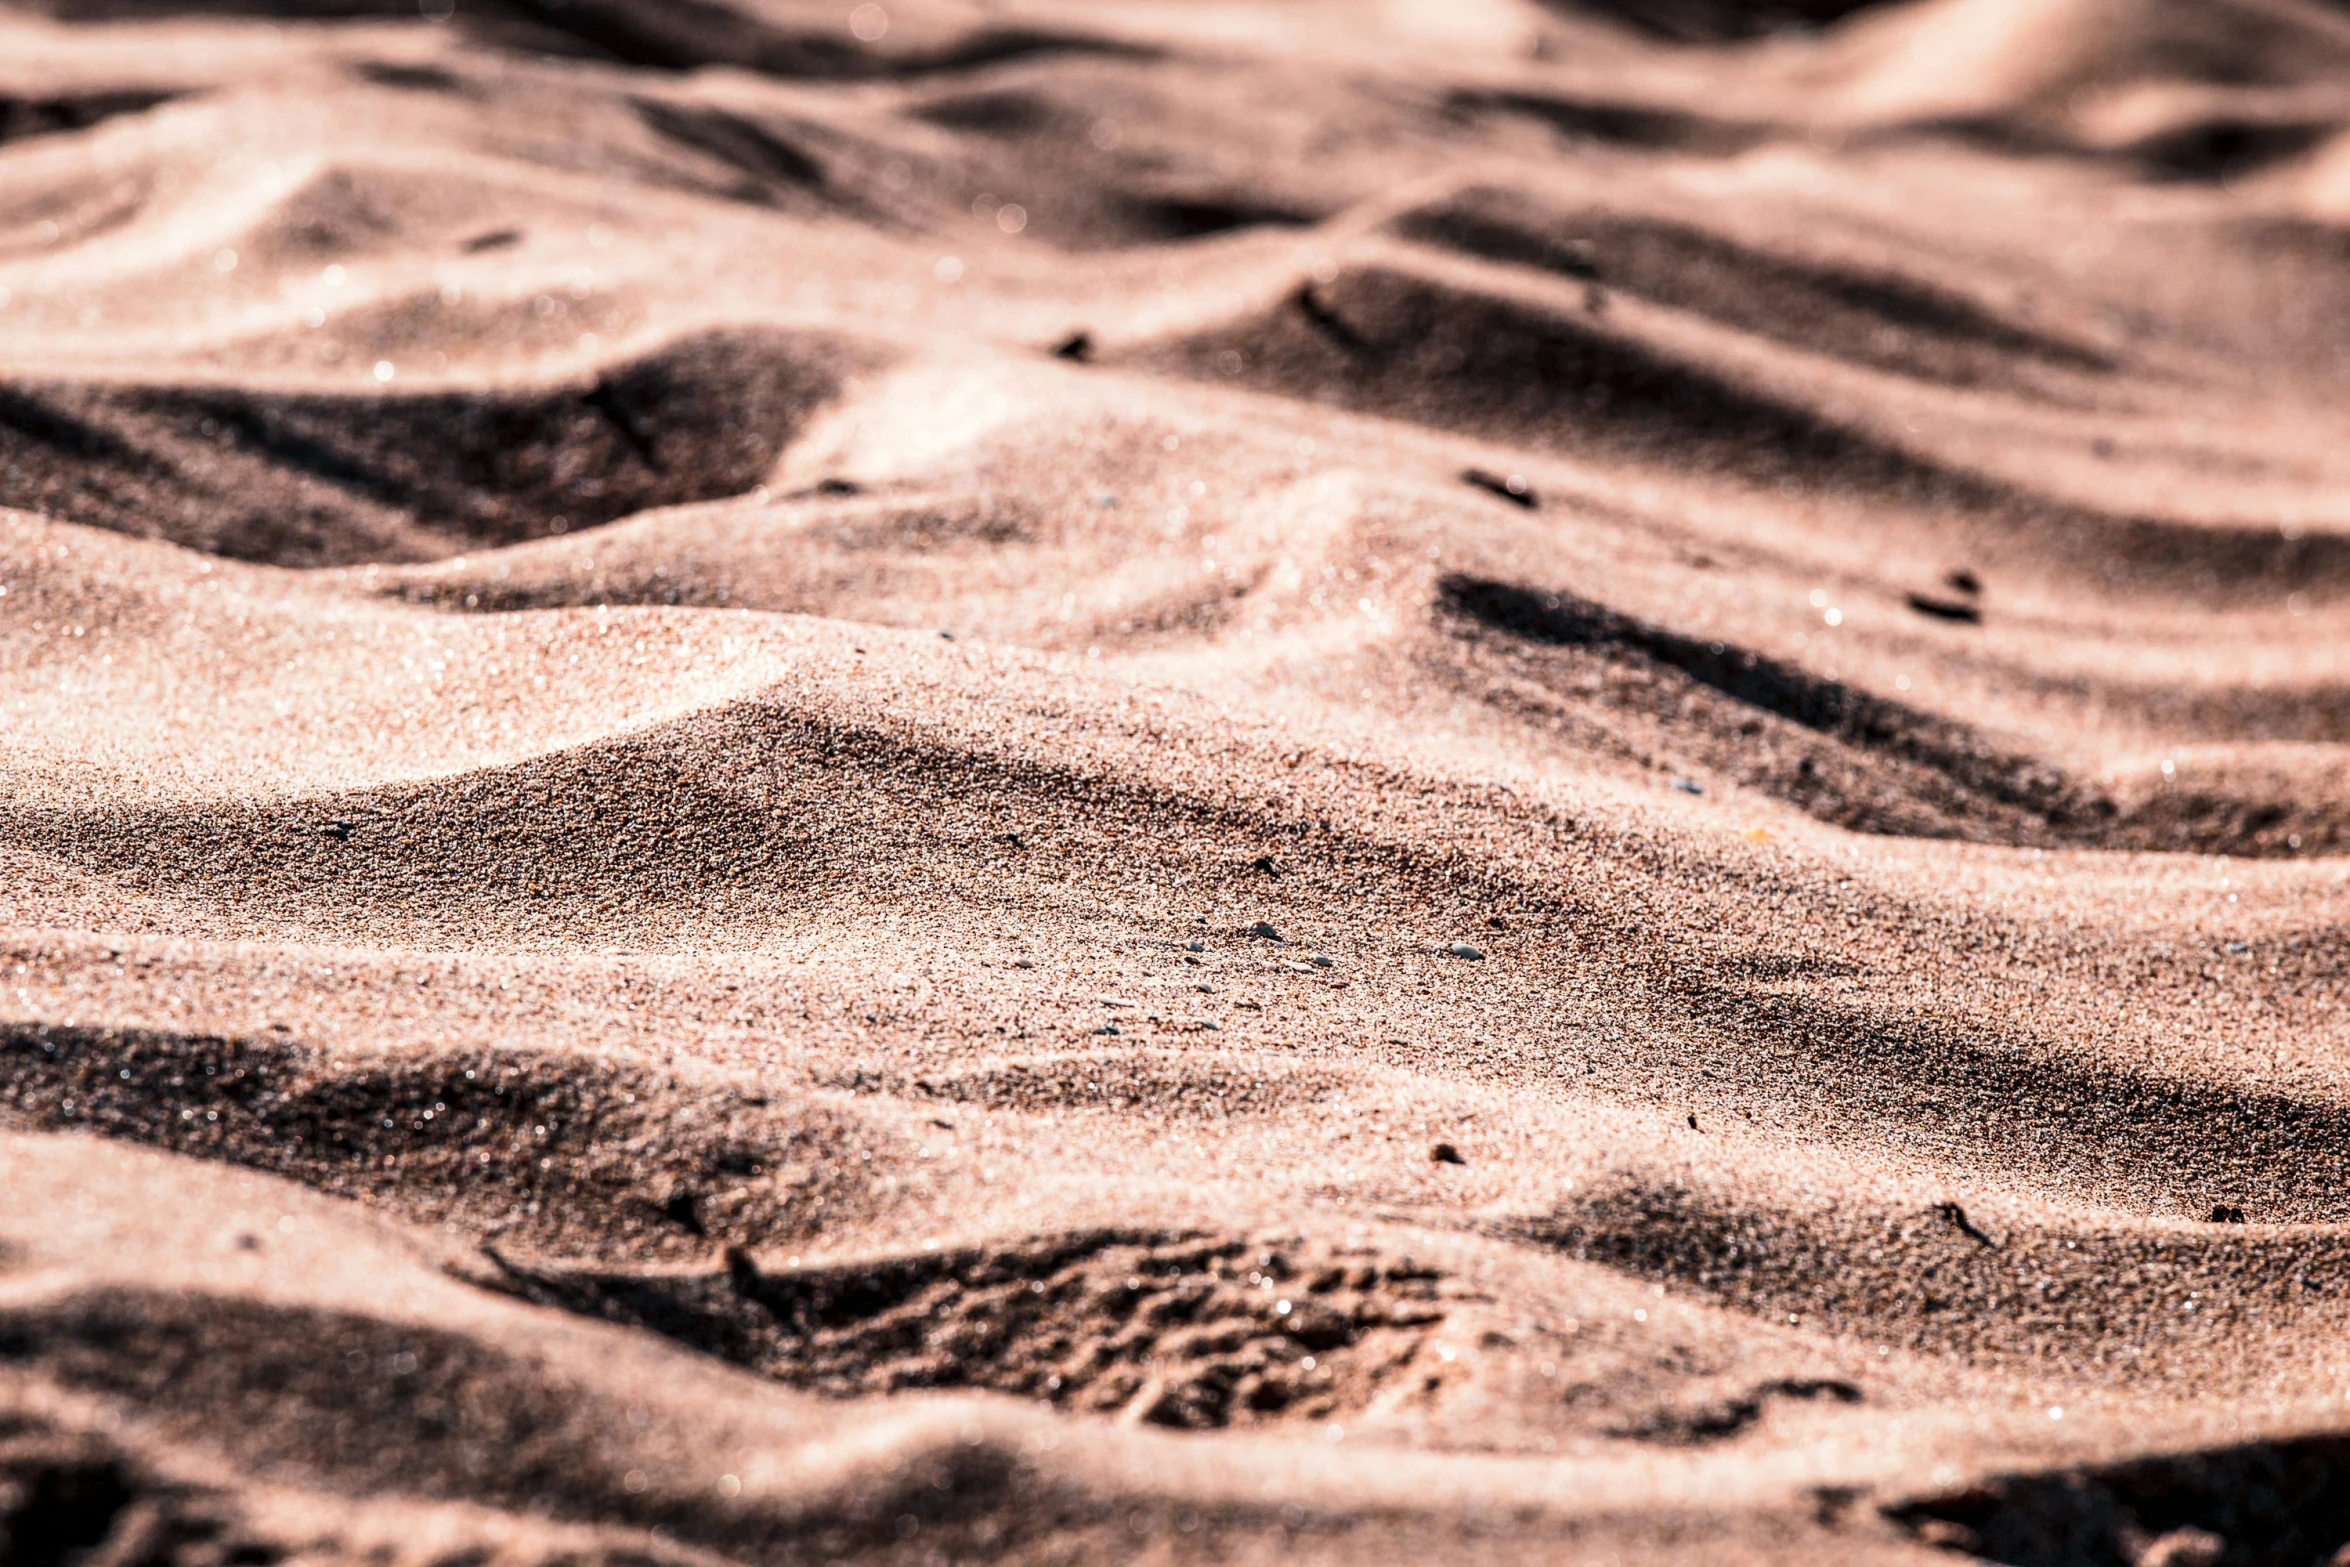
[{"x1": 6, "y1": 0, "x2": 2350, "y2": 1562}]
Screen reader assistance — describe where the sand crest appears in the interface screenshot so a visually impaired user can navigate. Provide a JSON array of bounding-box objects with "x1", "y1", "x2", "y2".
[{"x1": 5, "y1": 1, "x2": 2350, "y2": 1562}]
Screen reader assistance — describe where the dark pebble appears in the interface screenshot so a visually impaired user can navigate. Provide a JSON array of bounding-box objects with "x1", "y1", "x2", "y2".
[{"x1": 1462, "y1": 467, "x2": 1538, "y2": 509}]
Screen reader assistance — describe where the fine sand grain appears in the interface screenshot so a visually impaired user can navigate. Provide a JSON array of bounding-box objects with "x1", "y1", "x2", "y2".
[{"x1": 6, "y1": 1, "x2": 2350, "y2": 1562}]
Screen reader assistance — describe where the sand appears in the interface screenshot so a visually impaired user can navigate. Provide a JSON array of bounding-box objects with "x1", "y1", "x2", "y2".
[{"x1": 3, "y1": 0, "x2": 2350, "y2": 1561}]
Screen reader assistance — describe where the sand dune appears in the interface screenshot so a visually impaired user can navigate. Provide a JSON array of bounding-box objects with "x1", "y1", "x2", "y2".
[{"x1": 7, "y1": 0, "x2": 2350, "y2": 1563}]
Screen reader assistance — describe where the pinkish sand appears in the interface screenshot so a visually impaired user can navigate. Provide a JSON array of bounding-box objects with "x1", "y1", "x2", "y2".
[{"x1": 5, "y1": 1, "x2": 2350, "y2": 1562}]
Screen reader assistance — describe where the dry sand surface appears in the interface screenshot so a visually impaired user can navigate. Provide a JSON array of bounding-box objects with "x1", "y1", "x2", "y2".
[{"x1": 6, "y1": 0, "x2": 2350, "y2": 1561}]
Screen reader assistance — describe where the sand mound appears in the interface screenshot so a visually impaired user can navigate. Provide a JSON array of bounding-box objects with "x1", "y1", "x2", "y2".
[
  {"x1": 10, "y1": 0, "x2": 2350, "y2": 1560},
  {"x1": 1523, "y1": 1175, "x2": 2350, "y2": 1360},
  {"x1": 236, "y1": 161, "x2": 537, "y2": 267},
  {"x1": 1130, "y1": 260, "x2": 2350, "y2": 603},
  {"x1": 1134, "y1": 260, "x2": 1954, "y2": 495},
  {"x1": 375, "y1": 402, "x2": 1372, "y2": 651},
  {"x1": 0, "y1": 327, "x2": 863, "y2": 564},
  {"x1": 1388, "y1": 184, "x2": 2119, "y2": 390},
  {"x1": 893, "y1": 60, "x2": 1348, "y2": 249},
  {"x1": 21, "y1": 0, "x2": 1139, "y2": 80},
  {"x1": 0, "y1": 87, "x2": 181, "y2": 148},
  {"x1": 1812, "y1": 0, "x2": 2350, "y2": 127},
  {"x1": 1434, "y1": 574, "x2": 2350, "y2": 852},
  {"x1": 0, "y1": 1021, "x2": 899, "y2": 1261}
]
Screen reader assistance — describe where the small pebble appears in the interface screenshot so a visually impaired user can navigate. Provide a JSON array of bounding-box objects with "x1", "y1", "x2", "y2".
[
  {"x1": 1253, "y1": 921, "x2": 1281, "y2": 941},
  {"x1": 1186, "y1": 941, "x2": 1205, "y2": 952},
  {"x1": 1430, "y1": 1142, "x2": 1465, "y2": 1165},
  {"x1": 1311, "y1": 954, "x2": 1334, "y2": 967},
  {"x1": 1461, "y1": 467, "x2": 1538, "y2": 509},
  {"x1": 1672, "y1": 779, "x2": 1703, "y2": 795},
  {"x1": 1448, "y1": 943, "x2": 1483, "y2": 960}
]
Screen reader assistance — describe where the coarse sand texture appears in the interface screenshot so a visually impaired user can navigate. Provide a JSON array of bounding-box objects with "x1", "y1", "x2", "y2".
[{"x1": 5, "y1": 1, "x2": 2350, "y2": 1562}]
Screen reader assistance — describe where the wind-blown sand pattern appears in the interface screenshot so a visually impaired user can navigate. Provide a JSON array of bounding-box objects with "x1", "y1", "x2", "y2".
[{"x1": 5, "y1": 0, "x2": 2350, "y2": 1561}]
